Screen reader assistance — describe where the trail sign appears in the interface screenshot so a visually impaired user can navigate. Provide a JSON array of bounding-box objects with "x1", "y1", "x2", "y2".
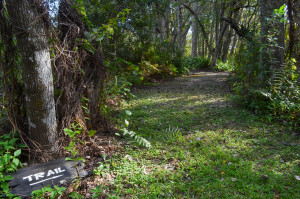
[{"x1": 7, "y1": 158, "x2": 88, "y2": 198}]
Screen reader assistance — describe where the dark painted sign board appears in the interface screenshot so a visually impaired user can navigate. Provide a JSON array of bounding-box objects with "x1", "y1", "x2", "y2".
[{"x1": 6, "y1": 158, "x2": 88, "y2": 198}]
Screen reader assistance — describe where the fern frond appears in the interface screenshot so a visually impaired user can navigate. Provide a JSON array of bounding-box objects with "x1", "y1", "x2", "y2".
[
  {"x1": 271, "y1": 66, "x2": 285, "y2": 91},
  {"x1": 120, "y1": 128, "x2": 151, "y2": 148},
  {"x1": 155, "y1": 126, "x2": 182, "y2": 142}
]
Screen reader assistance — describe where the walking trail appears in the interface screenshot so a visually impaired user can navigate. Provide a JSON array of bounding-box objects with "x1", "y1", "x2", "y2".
[{"x1": 88, "y1": 70, "x2": 300, "y2": 198}]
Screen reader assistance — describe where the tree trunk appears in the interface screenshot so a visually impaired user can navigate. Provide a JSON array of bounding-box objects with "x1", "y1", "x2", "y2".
[
  {"x1": 57, "y1": 0, "x2": 108, "y2": 132},
  {"x1": 201, "y1": 37, "x2": 205, "y2": 57},
  {"x1": 221, "y1": 26, "x2": 233, "y2": 62},
  {"x1": 191, "y1": 1, "x2": 198, "y2": 57},
  {"x1": 177, "y1": 3, "x2": 183, "y2": 52},
  {"x1": 210, "y1": 0, "x2": 237, "y2": 67},
  {"x1": 295, "y1": 0, "x2": 300, "y2": 71},
  {"x1": 210, "y1": 22, "x2": 228, "y2": 67},
  {"x1": 183, "y1": 3, "x2": 212, "y2": 55},
  {"x1": 6, "y1": 0, "x2": 57, "y2": 149},
  {"x1": 0, "y1": 1, "x2": 27, "y2": 135},
  {"x1": 208, "y1": 22, "x2": 214, "y2": 59},
  {"x1": 160, "y1": 15, "x2": 166, "y2": 42},
  {"x1": 229, "y1": 33, "x2": 238, "y2": 56},
  {"x1": 182, "y1": 21, "x2": 192, "y2": 51},
  {"x1": 260, "y1": 0, "x2": 285, "y2": 80}
]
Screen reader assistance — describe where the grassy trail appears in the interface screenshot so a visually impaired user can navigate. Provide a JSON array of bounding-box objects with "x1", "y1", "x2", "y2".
[{"x1": 96, "y1": 70, "x2": 300, "y2": 198}]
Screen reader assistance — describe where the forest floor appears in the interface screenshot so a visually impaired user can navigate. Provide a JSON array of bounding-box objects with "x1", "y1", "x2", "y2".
[{"x1": 86, "y1": 70, "x2": 300, "y2": 198}]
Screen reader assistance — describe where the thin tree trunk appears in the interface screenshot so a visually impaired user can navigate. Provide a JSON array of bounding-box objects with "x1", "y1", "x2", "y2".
[
  {"x1": 6, "y1": 0, "x2": 57, "y2": 149},
  {"x1": 230, "y1": 33, "x2": 238, "y2": 56},
  {"x1": 191, "y1": 1, "x2": 198, "y2": 57},
  {"x1": 182, "y1": 3, "x2": 212, "y2": 54},
  {"x1": 222, "y1": 9, "x2": 241, "y2": 61},
  {"x1": 177, "y1": 3, "x2": 183, "y2": 52},
  {"x1": 198, "y1": 35, "x2": 202, "y2": 57},
  {"x1": 210, "y1": 22, "x2": 229, "y2": 67},
  {"x1": 210, "y1": 0, "x2": 237, "y2": 67},
  {"x1": 182, "y1": 21, "x2": 192, "y2": 51},
  {"x1": 160, "y1": 15, "x2": 166, "y2": 42},
  {"x1": 221, "y1": 27, "x2": 233, "y2": 62},
  {"x1": 208, "y1": 22, "x2": 214, "y2": 59},
  {"x1": 295, "y1": 0, "x2": 300, "y2": 70},
  {"x1": 202, "y1": 37, "x2": 205, "y2": 57},
  {"x1": 165, "y1": 4, "x2": 170, "y2": 41}
]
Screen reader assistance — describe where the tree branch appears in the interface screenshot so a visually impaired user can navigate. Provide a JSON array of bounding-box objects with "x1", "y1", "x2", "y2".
[
  {"x1": 221, "y1": 17, "x2": 253, "y2": 41},
  {"x1": 182, "y1": 3, "x2": 212, "y2": 54}
]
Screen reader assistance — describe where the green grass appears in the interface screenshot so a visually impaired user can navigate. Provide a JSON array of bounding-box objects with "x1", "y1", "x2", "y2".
[{"x1": 94, "y1": 77, "x2": 300, "y2": 198}]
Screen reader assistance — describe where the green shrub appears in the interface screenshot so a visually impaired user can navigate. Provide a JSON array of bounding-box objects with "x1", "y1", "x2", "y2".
[
  {"x1": 0, "y1": 132, "x2": 24, "y2": 198},
  {"x1": 213, "y1": 60, "x2": 235, "y2": 71},
  {"x1": 182, "y1": 57, "x2": 210, "y2": 70},
  {"x1": 232, "y1": 40, "x2": 299, "y2": 130}
]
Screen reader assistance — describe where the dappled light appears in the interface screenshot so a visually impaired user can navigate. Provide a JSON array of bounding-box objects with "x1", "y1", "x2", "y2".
[{"x1": 0, "y1": 0, "x2": 299, "y2": 198}]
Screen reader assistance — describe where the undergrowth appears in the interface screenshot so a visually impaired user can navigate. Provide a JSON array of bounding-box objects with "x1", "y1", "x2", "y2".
[
  {"x1": 0, "y1": 133, "x2": 25, "y2": 198},
  {"x1": 98, "y1": 72, "x2": 300, "y2": 198}
]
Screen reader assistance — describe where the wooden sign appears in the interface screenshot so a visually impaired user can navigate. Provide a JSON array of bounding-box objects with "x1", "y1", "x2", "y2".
[{"x1": 7, "y1": 158, "x2": 89, "y2": 198}]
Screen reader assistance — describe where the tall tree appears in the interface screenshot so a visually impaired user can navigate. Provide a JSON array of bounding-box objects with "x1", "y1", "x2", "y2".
[
  {"x1": 0, "y1": 1, "x2": 26, "y2": 135},
  {"x1": 210, "y1": 0, "x2": 237, "y2": 67},
  {"x1": 6, "y1": 0, "x2": 57, "y2": 149},
  {"x1": 260, "y1": 0, "x2": 285, "y2": 78},
  {"x1": 177, "y1": 2, "x2": 183, "y2": 52},
  {"x1": 191, "y1": 1, "x2": 198, "y2": 57}
]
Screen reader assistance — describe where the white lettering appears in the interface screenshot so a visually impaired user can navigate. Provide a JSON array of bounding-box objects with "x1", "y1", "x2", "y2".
[
  {"x1": 22, "y1": 167, "x2": 66, "y2": 184},
  {"x1": 47, "y1": 169, "x2": 55, "y2": 177},
  {"x1": 56, "y1": 167, "x2": 65, "y2": 173},
  {"x1": 34, "y1": 172, "x2": 45, "y2": 180},
  {"x1": 23, "y1": 175, "x2": 33, "y2": 182},
  {"x1": 30, "y1": 175, "x2": 64, "y2": 186}
]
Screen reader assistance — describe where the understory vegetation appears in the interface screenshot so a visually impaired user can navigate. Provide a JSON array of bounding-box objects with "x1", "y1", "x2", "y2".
[
  {"x1": 94, "y1": 72, "x2": 300, "y2": 198},
  {"x1": 0, "y1": 0, "x2": 299, "y2": 198}
]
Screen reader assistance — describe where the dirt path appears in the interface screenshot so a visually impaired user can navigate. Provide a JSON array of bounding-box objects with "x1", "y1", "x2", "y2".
[
  {"x1": 83, "y1": 70, "x2": 300, "y2": 198},
  {"x1": 130, "y1": 70, "x2": 238, "y2": 133}
]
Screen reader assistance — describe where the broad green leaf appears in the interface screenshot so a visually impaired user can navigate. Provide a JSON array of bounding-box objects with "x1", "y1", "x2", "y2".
[
  {"x1": 89, "y1": 130, "x2": 96, "y2": 137},
  {"x1": 14, "y1": 149, "x2": 21, "y2": 157},
  {"x1": 3, "y1": 154, "x2": 11, "y2": 164},
  {"x1": 12, "y1": 158, "x2": 20, "y2": 167},
  {"x1": 1, "y1": 182, "x2": 9, "y2": 192},
  {"x1": 4, "y1": 175, "x2": 13, "y2": 181}
]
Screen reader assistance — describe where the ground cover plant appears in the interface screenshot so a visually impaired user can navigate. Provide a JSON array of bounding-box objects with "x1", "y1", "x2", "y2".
[
  {"x1": 0, "y1": 0, "x2": 299, "y2": 198},
  {"x1": 92, "y1": 71, "x2": 300, "y2": 198}
]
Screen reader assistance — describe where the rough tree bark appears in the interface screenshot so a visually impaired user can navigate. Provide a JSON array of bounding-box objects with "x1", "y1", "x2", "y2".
[
  {"x1": 57, "y1": 0, "x2": 107, "y2": 131},
  {"x1": 0, "y1": 1, "x2": 26, "y2": 135},
  {"x1": 6, "y1": 0, "x2": 57, "y2": 148}
]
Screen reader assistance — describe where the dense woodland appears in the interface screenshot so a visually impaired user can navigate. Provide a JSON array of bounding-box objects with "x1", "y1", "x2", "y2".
[{"x1": 0, "y1": 0, "x2": 299, "y2": 198}]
